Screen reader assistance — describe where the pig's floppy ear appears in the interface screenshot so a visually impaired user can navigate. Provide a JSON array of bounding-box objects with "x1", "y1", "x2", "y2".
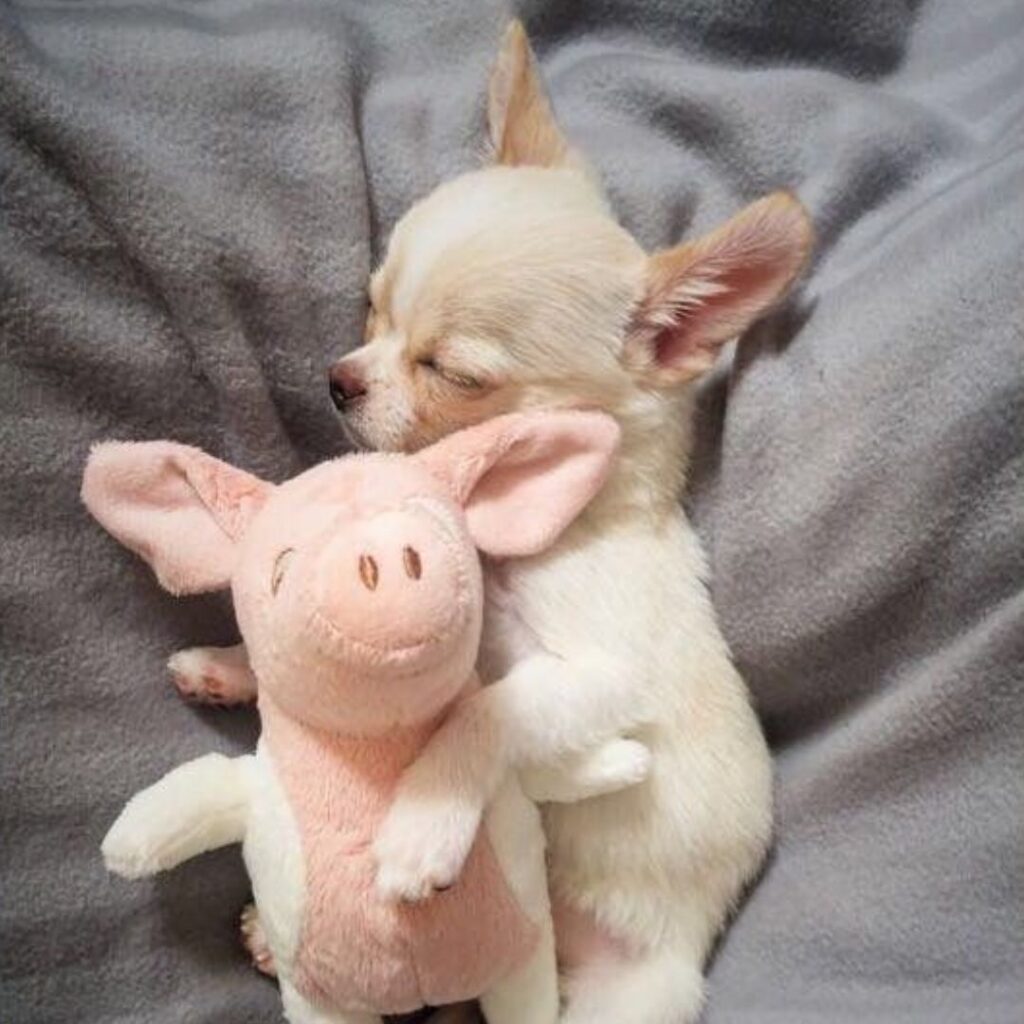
[
  {"x1": 81, "y1": 441, "x2": 273, "y2": 594},
  {"x1": 418, "y1": 412, "x2": 620, "y2": 558}
]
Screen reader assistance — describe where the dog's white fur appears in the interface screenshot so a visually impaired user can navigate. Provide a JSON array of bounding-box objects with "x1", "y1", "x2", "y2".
[{"x1": 173, "y1": 22, "x2": 812, "y2": 1023}]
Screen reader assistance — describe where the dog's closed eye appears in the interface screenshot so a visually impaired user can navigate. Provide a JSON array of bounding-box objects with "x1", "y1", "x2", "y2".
[{"x1": 416, "y1": 355, "x2": 483, "y2": 390}]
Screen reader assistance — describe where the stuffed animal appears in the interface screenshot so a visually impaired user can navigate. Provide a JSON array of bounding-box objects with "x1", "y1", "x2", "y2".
[{"x1": 83, "y1": 411, "x2": 646, "y2": 1024}]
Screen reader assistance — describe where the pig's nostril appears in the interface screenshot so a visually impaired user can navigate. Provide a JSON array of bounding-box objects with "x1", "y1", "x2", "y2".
[
  {"x1": 358, "y1": 554, "x2": 379, "y2": 591},
  {"x1": 403, "y1": 546, "x2": 422, "y2": 580}
]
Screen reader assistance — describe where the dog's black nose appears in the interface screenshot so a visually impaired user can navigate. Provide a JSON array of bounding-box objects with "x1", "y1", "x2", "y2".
[{"x1": 328, "y1": 362, "x2": 367, "y2": 410}]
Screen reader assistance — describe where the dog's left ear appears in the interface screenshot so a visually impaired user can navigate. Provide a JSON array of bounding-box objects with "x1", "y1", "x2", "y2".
[
  {"x1": 625, "y1": 192, "x2": 813, "y2": 385},
  {"x1": 488, "y1": 21, "x2": 580, "y2": 170}
]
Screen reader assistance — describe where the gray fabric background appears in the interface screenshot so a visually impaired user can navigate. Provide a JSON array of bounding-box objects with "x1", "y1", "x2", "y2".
[{"x1": 2, "y1": 1, "x2": 1022, "y2": 1022}]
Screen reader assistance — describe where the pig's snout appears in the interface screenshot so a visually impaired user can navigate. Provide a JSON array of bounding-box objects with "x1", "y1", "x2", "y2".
[
  {"x1": 315, "y1": 509, "x2": 466, "y2": 656},
  {"x1": 356, "y1": 543, "x2": 421, "y2": 592}
]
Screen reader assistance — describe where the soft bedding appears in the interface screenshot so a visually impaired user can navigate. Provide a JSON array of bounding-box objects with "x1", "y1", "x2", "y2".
[{"x1": 1, "y1": 1, "x2": 1022, "y2": 1021}]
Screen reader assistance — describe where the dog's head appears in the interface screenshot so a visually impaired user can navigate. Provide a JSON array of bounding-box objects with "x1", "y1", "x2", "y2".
[{"x1": 330, "y1": 22, "x2": 812, "y2": 469}]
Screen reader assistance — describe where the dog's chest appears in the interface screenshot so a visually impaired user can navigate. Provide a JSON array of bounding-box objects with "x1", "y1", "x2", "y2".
[{"x1": 481, "y1": 560, "x2": 543, "y2": 677}]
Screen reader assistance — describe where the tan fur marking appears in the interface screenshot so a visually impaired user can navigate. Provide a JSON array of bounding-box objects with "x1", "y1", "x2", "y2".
[{"x1": 489, "y1": 21, "x2": 574, "y2": 169}]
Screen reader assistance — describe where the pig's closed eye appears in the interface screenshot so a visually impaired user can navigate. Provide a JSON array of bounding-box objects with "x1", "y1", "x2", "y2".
[{"x1": 271, "y1": 548, "x2": 295, "y2": 595}]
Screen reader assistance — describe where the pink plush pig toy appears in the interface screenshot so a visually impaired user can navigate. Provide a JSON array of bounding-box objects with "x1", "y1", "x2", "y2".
[{"x1": 83, "y1": 412, "x2": 634, "y2": 1024}]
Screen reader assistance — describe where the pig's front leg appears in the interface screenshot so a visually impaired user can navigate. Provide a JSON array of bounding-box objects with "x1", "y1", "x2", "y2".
[
  {"x1": 167, "y1": 642, "x2": 258, "y2": 706},
  {"x1": 374, "y1": 651, "x2": 653, "y2": 902},
  {"x1": 102, "y1": 753, "x2": 253, "y2": 878}
]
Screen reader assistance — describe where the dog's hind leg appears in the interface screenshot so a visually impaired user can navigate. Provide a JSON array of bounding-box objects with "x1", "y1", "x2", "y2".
[
  {"x1": 167, "y1": 642, "x2": 257, "y2": 705},
  {"x1": 560, "y1": 940, "x2": 705, "y2": 1024},
  {"x1": 239, "y1": 902, "x2": 277, "y2": 977},
  {"x1": 557, "y1": 891, "x2": 725, "y2": 1024}
]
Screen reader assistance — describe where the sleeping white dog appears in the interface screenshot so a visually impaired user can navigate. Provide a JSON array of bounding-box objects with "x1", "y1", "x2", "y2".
[{"x1": 171, "y1": 21, "x2": 812, "y2": 1024}]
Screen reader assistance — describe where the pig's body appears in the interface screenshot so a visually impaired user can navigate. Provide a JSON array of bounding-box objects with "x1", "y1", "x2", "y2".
[
  {"x1": 250, "y1": 691, "x2": 538, "y2": 1015},
  {"x1": 85, "y1": 412, "x2": 623, "y2": 1024}
]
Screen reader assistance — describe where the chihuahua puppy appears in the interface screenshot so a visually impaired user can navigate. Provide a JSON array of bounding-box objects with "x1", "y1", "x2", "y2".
[{"x1": 173, "y1": 22, "x2": 812, "y2": 1024}]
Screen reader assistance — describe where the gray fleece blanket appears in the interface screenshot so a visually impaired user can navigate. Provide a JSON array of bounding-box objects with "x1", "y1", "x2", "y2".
[{"x1": 2, "y1": 1, "x2": 1022, "y2": 1022}]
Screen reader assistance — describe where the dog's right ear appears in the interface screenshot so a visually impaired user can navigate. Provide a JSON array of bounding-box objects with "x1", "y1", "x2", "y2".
[
  {"x1": 624, "y1": 193, "x2": 813, "y2": 386},
  {"x1": 82, "y1": 441, "x2": 273, "y2": 595},
  {"x1": 488, "y1": 20, "x2": 580, "y2": 170}
]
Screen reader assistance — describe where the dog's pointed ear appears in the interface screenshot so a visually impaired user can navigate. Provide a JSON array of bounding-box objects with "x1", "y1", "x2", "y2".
[
  {"x1": 417, "y1": 411, "x2": 620, "y2": 558},
  {"x1": 82, "y1": 441, "x2": 274, "y2": 594},
  {"x1": 488, "y1": 20, "x2": 579, "y2": 170},
  {"x1": 625, "y1": 192, "x2": 813, "y2": 386}
]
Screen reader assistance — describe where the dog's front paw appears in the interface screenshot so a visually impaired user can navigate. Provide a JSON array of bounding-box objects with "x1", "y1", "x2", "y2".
[
  {"x1": 593, "y1": 737, "x2": 652, "y2": 790},
  {"x1": 524, "y1": 737, "x2": 654, "y2": 803},
  {"x1": 373, "y1": 796, "x2": 482, "y2": 903}
]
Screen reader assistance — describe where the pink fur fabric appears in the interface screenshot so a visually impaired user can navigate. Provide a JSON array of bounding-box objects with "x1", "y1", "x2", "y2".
[
  {"x1": 417, "y1": 411, "x2": 620, "y2": 558},
  {"x1": 83, "y1": 411, "x2": 620, "y2": 1018},
  {"x1": 82, "y1": 440, "x2": 272, "y2": 594},
  {"x1": 262, "y1": 688, "x2": 535, "y2": 1012}
]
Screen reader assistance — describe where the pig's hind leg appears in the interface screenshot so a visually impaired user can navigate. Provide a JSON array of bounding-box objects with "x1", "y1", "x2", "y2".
[
  {"x1": 280, "y1": 980, "x2": 383, "y2": 1024},
  {"x1": 478, "y1": 779, "x2": 558, "y2": 1024}
]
